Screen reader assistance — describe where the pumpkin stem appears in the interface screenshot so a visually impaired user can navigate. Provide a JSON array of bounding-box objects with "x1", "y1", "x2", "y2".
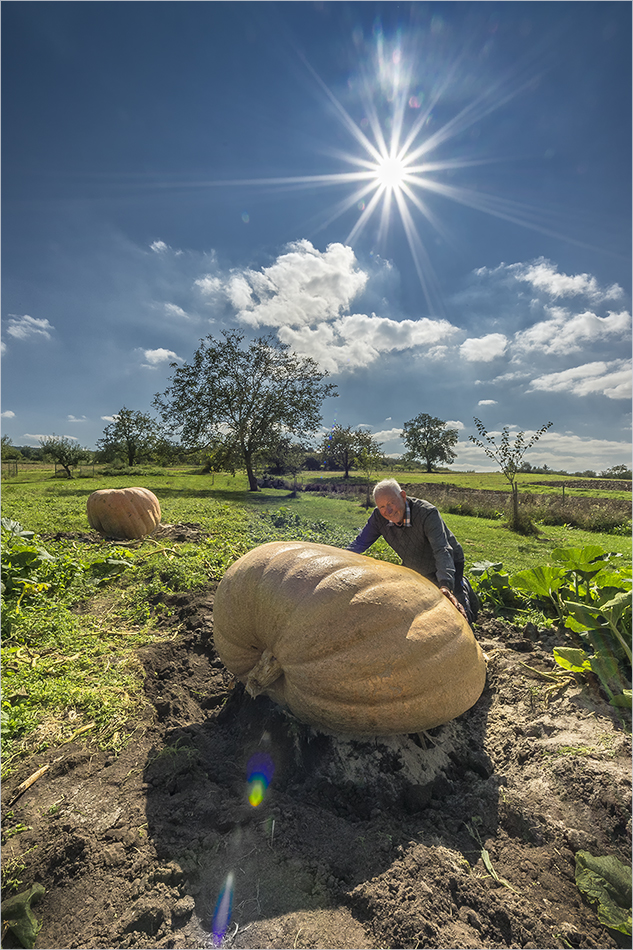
[{"x1": 245, "y1": 650, "x2": 283, "y2": 698}]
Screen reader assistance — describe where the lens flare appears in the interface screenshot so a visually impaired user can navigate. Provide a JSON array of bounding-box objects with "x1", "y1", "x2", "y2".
[
  {"x1": 212, "y1": 871, "x2": 234, "y2": 947},
  {"x1": 247, "y1": 751, "x2": 275, "y2": 807}
]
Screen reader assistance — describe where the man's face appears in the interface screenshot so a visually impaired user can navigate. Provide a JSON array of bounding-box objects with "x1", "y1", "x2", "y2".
[{"x1": 375, "y1": 490, "x2": 406, "y2": 524}]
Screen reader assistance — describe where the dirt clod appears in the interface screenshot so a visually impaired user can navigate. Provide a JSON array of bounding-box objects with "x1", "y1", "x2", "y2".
[{"x1": 1, "y1": 592, "x2": 630, "y2": 949}]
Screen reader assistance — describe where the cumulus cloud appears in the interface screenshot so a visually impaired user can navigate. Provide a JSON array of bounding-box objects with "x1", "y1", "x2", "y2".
[
  {"x1": 475, "y1": 258, "x2": 624, "y2": 302},
  {"x1": 6, "y1": 314, "x2": 55, "y2": 341},
  {"x1": 194, "y1": 275, "x2": 222, "y2": 295},
  {"x1": 277, "y1": 312, "x2": 456, "y2": 373},
  {"x1": 478, "y1": 399, "x2": 498, "y2": 406},
  {"x1": 528, "y1": 360, "x2": 632, "y2": 400},
  {"x1": 515, "y1": 259, "x2": 623, "y2": 301},
  {"x1": 515, "y1": 307, "x2": 630, "y2": 355},
  {"x1": 371, "y1": 427, "x2": 404, "y2": 442},
  {"x1": 460, "y1": 333, "x2": 508, "y2": 362},
  {"x1": 229, "y1": 240, "x2": 368, "y2": 329},
  {"x1": 141, "y1": 347, "x2": 183, "y2": 367},
  {"x1": 1, "y1": 410, "x2": 15, "y2": 418},
  {"x1": 67, "y1": 415, "x2": 87, "y2": 422}
]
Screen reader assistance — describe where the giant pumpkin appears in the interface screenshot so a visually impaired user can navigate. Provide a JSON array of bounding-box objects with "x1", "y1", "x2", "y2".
[
  {"x1": 86, "y1": 487, "x2": 161, "y2": 540},
  {"x1": 213, "y1": 541, "x2": 486, "y2": 736}
]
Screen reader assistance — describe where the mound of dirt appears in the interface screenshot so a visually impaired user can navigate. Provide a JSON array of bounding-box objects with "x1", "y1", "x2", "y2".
[{"x1": 2, "y1": 588, "x2": 630, "y2": 950}]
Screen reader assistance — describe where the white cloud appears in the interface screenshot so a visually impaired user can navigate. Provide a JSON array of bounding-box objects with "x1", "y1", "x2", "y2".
[
  {"x1": 6, "y1": 314, "x2": 55, "y2": 341},
  {"x1": 229, "y1": 240, "x2": 368, "y2": 329},
  {"x1": 194, "y1": 275, "x2": 222, "y2": 295},
  {"x1": 100, "y1": 415, "x2": 117, "y2": 422},
  {"x1": 141, "y1": 347, "x2": 182, "y2": 367},
  {"x1": 476, "y1": 258, "x2": 624, "y2": 303},
  {"x1": 1, "y1": 410, "x2": 15, "y2": 419},
  {"x1": 445, "y1": 420, "x2": 465, "y2": 430},
  {"x1": 372, "y1": 427, "x2": 404, "y2": 442},
  {"x1": 480, "y1": 370, "x2": 532, "y2": 385},
  {"x1": 277, "y1": 312, "x2": 456, "y2": 373},
  {"x1": 150, "y1": 239, "x2": 183, "y2": 257},
  {"x1": 164, "y1": 303, "x2": 192, "y2": 320},
  {"x1": 460, "y1": 333, "x2": 508, "y2": 362},
  {"x1": 454, "y1": 430, "x2": 633, "y2": 473},
  {"x1": 529, "y1": 360, "x2": 632, "y2": 400},
  {"x1": 67, "y1": 415, "x2": 87, "y2": 423},
  {"x1": 227, "y1": 275, "x2": 255, "y2": 311},
  {"x1": 515, "y1": 259, "x2": 623, "y2": 301},
  {"x1": 515, "y1": 307, "x2": 630, "y2": 355},
  {"x1": 478, "y1": 399, "x2": 498, "y2": 406},
  {"x1": 23, "y1": 433, "x2": 78, "y2": 442}
]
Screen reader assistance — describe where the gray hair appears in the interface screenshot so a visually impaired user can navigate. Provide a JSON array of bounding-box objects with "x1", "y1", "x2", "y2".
[{"x1": 372, "y1": 478, "x2": 402, "y2": 502}]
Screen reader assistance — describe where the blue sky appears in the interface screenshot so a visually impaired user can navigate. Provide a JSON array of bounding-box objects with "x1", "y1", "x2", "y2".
[{"x1": 2, "y1": 1, "x2": 631, "y2": 472}]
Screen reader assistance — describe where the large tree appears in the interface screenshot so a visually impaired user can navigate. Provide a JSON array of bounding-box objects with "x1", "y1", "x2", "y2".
[
  {"x1": 153, "y1": 330, "x2": 337, "y2": 491},
  {"x1": 96, "y1": 407, "x2": 160, "y2": 467},
  {"x1": 402, "y1": 413, "x2": 459, "y2": 473}
]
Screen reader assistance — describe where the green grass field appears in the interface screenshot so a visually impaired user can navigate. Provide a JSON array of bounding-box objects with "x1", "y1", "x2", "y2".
[
  {"x1": 2, "y1": 467, "x2": 631, "y2": 573},
  {"x1": 2, "y1": 466, "x2": 630, "y2": 775}
]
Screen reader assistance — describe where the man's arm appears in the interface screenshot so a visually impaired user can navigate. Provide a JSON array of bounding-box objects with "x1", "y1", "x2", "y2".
[
  {"x1": 422, "y1": 507, "x2": 457, "y2": 590},
  {"x1": 346, "y1": 513, "x2": 382, "y2": 554}
]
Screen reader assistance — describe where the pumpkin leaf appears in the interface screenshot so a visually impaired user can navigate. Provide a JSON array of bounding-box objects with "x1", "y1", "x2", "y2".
[
  {"x1": 1, "y1": 883, "x2": 45, "y2": 948},
  {"x1": 610, "y1": 689, "x2": 632, "y2": 708},
  {"x1": 553, "y1": 647, "x2": 591, "y2": 673},
  {"x1": 575, "y1": 851, "x2": 632, "y2": 936}
]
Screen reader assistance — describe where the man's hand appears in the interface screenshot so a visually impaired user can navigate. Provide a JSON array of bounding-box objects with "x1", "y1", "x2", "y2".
[{"x1": 439, "y1": 586, "x2": 468, "y2": 621}]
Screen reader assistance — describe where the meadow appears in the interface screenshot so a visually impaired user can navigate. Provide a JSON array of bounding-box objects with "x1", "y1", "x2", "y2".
[{"x1": 2, "y1": 465, "x2": 631, "y2": 776}]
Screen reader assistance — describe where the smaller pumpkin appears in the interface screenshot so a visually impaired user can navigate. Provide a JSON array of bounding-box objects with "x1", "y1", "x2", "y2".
[{"x1": 86, "y1": 487, "x2": 161, "y2": 540}]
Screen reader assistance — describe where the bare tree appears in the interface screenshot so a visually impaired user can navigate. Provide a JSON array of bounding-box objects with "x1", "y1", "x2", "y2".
[{"x1": 469, "y1": 418, "x2": 553, "y2": 531}]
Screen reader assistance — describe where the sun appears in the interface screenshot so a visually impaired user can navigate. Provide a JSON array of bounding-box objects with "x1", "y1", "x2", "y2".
[
  {"x1": 201, "y1": 28, "x2": 559, "y2": 312},
  {"x1": 374, "y1": 156, "x2": 409, "y2": 191}
]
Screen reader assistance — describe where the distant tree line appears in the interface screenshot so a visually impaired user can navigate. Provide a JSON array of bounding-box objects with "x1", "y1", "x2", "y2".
[{"x1": 2, "y1": 331, "x2": 631, "y2": 485}]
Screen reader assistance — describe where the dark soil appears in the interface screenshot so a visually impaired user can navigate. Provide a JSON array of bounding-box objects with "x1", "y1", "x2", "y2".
[{"x1": 2, "y1": 540, "x2": 631, "y2": 949}]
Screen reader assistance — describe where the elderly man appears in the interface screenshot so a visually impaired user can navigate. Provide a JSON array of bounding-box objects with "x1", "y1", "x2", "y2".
[{"x1": 347, "y1": 478, "x2": 476, "y2": 623}]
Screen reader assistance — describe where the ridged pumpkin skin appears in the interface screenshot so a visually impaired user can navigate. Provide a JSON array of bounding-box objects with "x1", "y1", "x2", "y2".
[
  {"x1": 86, "y1": 487, "x2": 161, "y2": 540},
  {"x1": 214, "y1": 541, "x2": 486, "y2": 737}
]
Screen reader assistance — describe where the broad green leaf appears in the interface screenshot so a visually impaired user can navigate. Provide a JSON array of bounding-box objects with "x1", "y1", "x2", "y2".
[
  {"x1": 575, "y1": 851, "x2": 632, "y2": 936},
  {"x1": 610, "y1": 690, "x2": 632, "y2": 708},
  {"x1": 511, "y1": 565, "x2": 565, "y2": 599},
  {"x1": 563, "y1": 600, "x2": 606, "y2": 630},
  {"x1": 552, "y1": 545, "x2": 607, "y2": 573},
  {"x1": 471, "y1": 560, "x2": 503, "y2": 576},
  {"x1": 588, "y1": 653, "x2": 627, "y2": 697},
  {"x1": 553, "y1": 647, "x2": 590, "y2": 673},
  {"x1": 1, "y1": 883, "x2": 45, "y2": 948},
  {"x1": 1, "y1": 518, "x2": 35, "y2": 540}
]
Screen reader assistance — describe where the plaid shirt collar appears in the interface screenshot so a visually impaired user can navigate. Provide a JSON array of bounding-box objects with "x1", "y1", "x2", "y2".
[{"x1": 384, "y1": 499, "x2": 411, "y2": 527}]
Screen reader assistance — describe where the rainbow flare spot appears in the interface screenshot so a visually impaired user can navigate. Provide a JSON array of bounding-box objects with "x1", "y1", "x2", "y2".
[
  {"x1": 212, "y1": 871, "x2": 234, "y2": 947},
  {"x1": 246, "y1": 751, "x2": 275, "y2": 807}
]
